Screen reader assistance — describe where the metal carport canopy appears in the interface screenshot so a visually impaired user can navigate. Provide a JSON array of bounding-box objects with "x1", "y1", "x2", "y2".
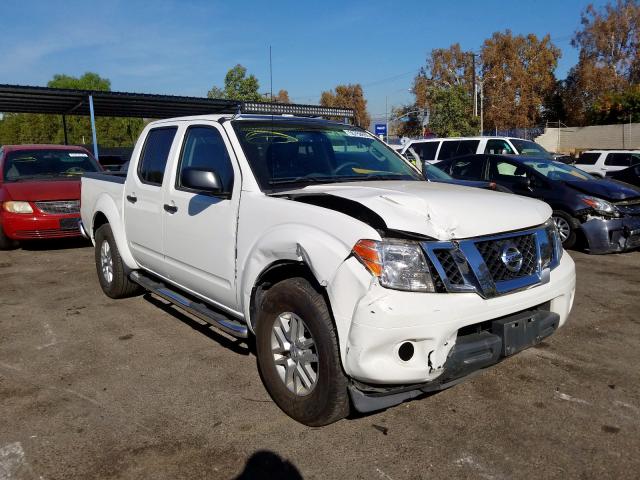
[{"x1": 0, "y1": 84, "x2": 355, "y2": 159}]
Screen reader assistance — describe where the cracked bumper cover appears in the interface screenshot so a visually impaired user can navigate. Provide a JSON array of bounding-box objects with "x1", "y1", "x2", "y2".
[
  {"x1": 581, "y1": 216, "x2": 640, "y2": 254},
  {"x1": 342, "y1": 253, "x2": 575, "y2": 413}
]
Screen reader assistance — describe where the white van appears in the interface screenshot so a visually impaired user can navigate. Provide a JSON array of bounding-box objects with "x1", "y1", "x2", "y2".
[
  {"x1": 398, "y1": 137, "x2": 553, "y2": 165},
  {"x1": 573, "y1": 150, "x2": 640, "y2": 178}
]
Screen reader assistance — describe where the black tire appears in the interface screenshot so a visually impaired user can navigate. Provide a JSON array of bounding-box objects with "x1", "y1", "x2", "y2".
[
  {"x1": 94, "y1": 224, "x2": 141, "y2": 299},
  {"x1": 552, "y1": 210, "x2": 577, "y2": 249},
  {"x1": 0, "y1": 225, "x2": 17, "y2": 250},
  {"x1": 256, "y1": 277, "x2": 349, "y2": 426}
]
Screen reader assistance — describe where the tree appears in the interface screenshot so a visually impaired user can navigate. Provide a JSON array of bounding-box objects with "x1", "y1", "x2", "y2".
[
  {"x1": 274, "y1": 89, "x2": 291, "y2": 103},
  {"x1": 563, "y1": 0, "x2": 640, "y2": 125},
  {"x1": 412, "y1": 43, "x2": 475, "y2": 111},
  {"x1": 590, "y1": 84, "x2": 640, "y2": 124},
  {"x1": 480, "y1": 30, "x2": 560, "y2": 130},
  {"x1": 0, "y1": 72, "x2": 144, "y2": 147},
  {"x1": 320, "y1": 84, "x2": 370, "y2": 128},
  {"x1": 427, "y1": 86, "x2": 479, "y2": 137},
  {"x1": 207, "y1": 64, "x2": 263, "y2": 101}
]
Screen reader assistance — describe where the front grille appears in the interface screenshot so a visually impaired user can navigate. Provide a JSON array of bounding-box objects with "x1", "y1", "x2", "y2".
[
  {"x1": 434, "y1": 250, "x2": 464, "y2": 285},
  {"x1": 475, "y1": 234, "x2": 538, "y2": 282},
  {"x1": 35, "y1": 200, "x2": 80, "y2": 215},
  {"x1": 14, "y1": 228, "x2": 81, "y2": 239}
]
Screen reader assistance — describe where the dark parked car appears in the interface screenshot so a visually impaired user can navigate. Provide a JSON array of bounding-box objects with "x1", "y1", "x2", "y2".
[
  {"x1": 435, "y1": 154, "x2": 640, "y2": 253},
  {"x1": 609, "y1": 164, "x2": 640, "y2": 188},
  {"x1": 422, "y1": 162, "x2": 509, "y2": 192}
]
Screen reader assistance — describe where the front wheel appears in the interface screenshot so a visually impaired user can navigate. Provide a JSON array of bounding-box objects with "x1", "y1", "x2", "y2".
[
  {"x1": 94, "y1": 224, "x2": 141, "y2": 298},
  {"x1": 256, "y1": 277, "x2": 350, "y2": 426},
  {"x1": 552, "y1": 211, "x2": 577, "y2": 249}
]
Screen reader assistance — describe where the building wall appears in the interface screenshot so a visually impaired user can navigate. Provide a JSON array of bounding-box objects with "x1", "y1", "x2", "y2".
[{"x1": 536, "y1": 123, "x2": 640, "y2": 153}]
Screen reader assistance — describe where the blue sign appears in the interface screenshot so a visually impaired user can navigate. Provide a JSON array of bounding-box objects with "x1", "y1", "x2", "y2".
[{"x1": 374, "y1": 124, "x2": 387, "y2": 135}]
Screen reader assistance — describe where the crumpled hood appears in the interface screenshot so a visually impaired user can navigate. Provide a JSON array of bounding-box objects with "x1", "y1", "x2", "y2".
[
  {"x1": 281, "y1": 181, "x2": 552, "y2": 240},
  {"x1": 563, "y1": 178, "x2": 640, "y2": 201},
  {"x1": 2, "y1": 178, "x2": 80, "y2": 202}
]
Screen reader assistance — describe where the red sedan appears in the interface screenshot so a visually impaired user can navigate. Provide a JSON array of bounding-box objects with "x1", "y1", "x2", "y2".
[{"x1": 0, "y1": 145, "x2": 101, "y2": 249}]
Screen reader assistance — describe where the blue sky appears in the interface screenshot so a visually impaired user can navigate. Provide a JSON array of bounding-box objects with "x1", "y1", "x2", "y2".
[{"x1": 1, "y1": 0, "x2": 608, "y2": 118}]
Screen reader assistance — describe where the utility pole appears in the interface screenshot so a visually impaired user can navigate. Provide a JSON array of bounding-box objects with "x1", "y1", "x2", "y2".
[
  {"x1": 471, "y1": 53, "x2": 477, "y2": 116},
  {"x1": 480, "y1": 80, "x2": 484, "y2": 136},
  {"x1": 385, "y1": 96, "x2": 388, "y2": 142}
]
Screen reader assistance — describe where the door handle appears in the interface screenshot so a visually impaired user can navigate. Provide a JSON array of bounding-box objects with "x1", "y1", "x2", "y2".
[
  {"x1": 126, "y1": 194, "x2": 137, "y2": 204},
  {"x1": 163, "y1": 203, "x2": 178, "y2": 214}
]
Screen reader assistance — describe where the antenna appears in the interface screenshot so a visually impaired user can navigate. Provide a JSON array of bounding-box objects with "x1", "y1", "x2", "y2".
[{"x1": 269, "y1": 45, "x2": 273, "y2": 103}]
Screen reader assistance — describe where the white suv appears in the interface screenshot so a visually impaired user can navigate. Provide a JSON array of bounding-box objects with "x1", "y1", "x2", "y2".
[
  {"x1": 574, "y1": 150, "x2": 640, "y2": 178},
  {"x1": 397, "y1": 136, "x2": 553, "y2": 165}
]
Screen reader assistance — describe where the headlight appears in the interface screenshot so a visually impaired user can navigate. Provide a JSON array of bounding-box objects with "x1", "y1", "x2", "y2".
[
  {"x1": 544, "y1": 218, "x2": 563, "y2": 266},
  {"x1": 580, "y1": 195, "x2": 618, "y2": 216},
  {"x1": 352, "y1": 239, "x2": 435, "y2": 292},
  {"x1": 2, "y1": 201, "x2": 33, "y2": 214}
]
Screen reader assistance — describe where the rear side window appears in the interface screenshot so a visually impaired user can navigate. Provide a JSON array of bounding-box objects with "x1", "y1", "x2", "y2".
[
  {"x1": 437, "y1": 140, "x2": 480, "y2": 160},
  {"x1": 411, "y1": 142, "x2": 439, "y2": 161},
  {"x1": 138, "y1": 127, "x2": 178, "y2": 185},
  {"x1": 577, "y1": 152, "x2": 600, "y2": 165},
  {"x1": 450, "y1": 157, "x2": 485, "y2": 180},
  {"x1": 177, "y1": 126, "x2": 234, "y2": 193},
  {"x1": 485, "y1": 139, "x2": 515, "y2": 155},
  {"x1": 605, "y1": 153, "x2": 633, "y2": 167}
]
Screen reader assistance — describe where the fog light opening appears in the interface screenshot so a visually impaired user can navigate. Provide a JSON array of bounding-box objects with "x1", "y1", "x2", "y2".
[{"x1": 398, "y1": 342, "x2": 415, "y2": 362}]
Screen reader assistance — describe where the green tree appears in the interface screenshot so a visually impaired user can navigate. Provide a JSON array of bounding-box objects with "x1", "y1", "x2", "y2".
[
  {"x1": 320, "y1": 84, "x2": 370, "y2": 128},
  {"x1": 427, "y1": 86, "x2": 479, "y2": 137},
  {"x1": 207, "y1": 64, "x2": 263, "y2": 101}
]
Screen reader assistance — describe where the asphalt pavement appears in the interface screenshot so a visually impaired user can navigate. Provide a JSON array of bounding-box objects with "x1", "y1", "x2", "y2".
[{"x1": 1, "y1": 240, "x2": 639, "y2": 479}]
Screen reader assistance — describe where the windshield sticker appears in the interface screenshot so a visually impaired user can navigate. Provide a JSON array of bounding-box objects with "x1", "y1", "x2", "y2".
[
  {"x1": 343, "y1": 129, "x2": 370, "y2": 138},
  {"x1": 68, "y1": 153, "x2": 88, "y2": 157}
]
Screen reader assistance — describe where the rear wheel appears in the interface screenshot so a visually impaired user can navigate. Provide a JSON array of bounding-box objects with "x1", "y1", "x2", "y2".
[
  {"x1": 94, "y1": 224, "x2": 141, "y2": 298},
  {"x1": 256, "y1": 277, "x2": 349, "y2": 426},
  {"x1": 552, "y1": 211, "x2": 577, "y2": 249}
]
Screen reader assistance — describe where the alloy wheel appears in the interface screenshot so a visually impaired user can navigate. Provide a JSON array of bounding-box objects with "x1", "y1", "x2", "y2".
[{"x1": 271, "y1": 312, "x2": 319, "y2": 396}]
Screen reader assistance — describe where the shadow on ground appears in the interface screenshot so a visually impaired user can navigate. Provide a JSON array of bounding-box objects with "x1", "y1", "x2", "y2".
[{"x1": 234, "y1": 450, "x2": 302, "y2": 480}]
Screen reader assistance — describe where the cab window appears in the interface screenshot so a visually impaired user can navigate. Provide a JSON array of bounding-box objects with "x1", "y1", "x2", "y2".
[
  {"x1": 177, "y1": 126, "x2": 234, "y2": 193},
  {"x1": 411, "y1": 142, "x2": 438, "y2": 161},
  {"x1": 485, "y1": 139, "x2": 515, "y2": 155},
  {"x1": 450, "y1": 157, "x2": 485, "y2": 179},
  {"x1": 437, "y1": 140, "x2": 480, "y2": 160},
  {"x1": 138, "y1": 127, "x2": 178, "y2": 185}
]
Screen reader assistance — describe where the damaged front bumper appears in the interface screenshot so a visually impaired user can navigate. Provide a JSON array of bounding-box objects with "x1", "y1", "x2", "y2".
[
  {"x1": 581, "y1": 216, "x2": 640, "y2": 254},
  {"x1": 339, "y1": 253, "x2": 575, "y2": 412},
  {"x1": 349, "y1": 307, "x2": 559, "y2": 413}
]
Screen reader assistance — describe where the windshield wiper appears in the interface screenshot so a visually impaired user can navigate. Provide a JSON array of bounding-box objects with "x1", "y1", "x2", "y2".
[
  {"x1": 268, "y1": 176, "x2": 343, "y2": 185},
  {"x1": 268, "y1": 173, "x2": 410, "y2": 186}
]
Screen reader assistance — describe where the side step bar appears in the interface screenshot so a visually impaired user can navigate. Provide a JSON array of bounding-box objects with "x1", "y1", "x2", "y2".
[{"x1": 130, "y1": 271, "x2": 248, "y2": 338}]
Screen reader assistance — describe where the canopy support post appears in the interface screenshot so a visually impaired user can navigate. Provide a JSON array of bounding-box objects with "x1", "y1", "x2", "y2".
[
  {"x1": 62, "y1": 114, "x2": 68, "y2": 145},
  {"x1": 88, "y1": 95, "x2": 99, "y2": 160}
]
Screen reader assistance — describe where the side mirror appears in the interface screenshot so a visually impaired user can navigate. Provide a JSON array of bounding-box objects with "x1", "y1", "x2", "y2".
[
  {"x1": 181, "y1": 168, "x2": 225, "y2": 195},
  {"x1": 513, "y1": 176, "x2": 532, "y2": 191}
]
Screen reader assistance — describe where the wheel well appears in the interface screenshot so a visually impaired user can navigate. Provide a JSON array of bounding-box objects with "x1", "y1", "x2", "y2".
[
  {"x1": 249, "y1": 261, "x2": 323, "y2": 331},
  {"x1": 93, "y1": 212, "x2": 109, "y2": 236}
]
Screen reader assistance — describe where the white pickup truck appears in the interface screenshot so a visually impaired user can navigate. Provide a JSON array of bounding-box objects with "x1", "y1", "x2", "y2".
[{"x1": 81, "y1": 111, "x2": 576, "y2": 426}]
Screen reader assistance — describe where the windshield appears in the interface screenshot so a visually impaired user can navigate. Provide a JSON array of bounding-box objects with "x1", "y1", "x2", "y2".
[
  {"x1": 423, "y1": 163, "x2": 453, "y2": 181},
  {"x1": 510, "y1": 139, "x2": 553, "y2": 159},
  {"x1": 232, "y1": 121, "x2": 422, "y2": 190},
  {"x1": 3, "y1": 149, "x2": 100, "y2": 182},
  {"x1": 522, "y1": 159, "x2": 595, "y2": 181}
]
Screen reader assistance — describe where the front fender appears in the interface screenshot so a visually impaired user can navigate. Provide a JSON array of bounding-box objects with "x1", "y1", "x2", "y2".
[
  {"x1": 239, "y1": 223, "x2": 376, "y2": 328},
  {"x1": 92, "y1": 193, "x2": 138, "y2": 271}
]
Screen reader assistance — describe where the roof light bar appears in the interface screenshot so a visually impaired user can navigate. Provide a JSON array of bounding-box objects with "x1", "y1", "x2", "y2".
[{"x1": 242, "y1": 101, "x2": 354, "y2": 118}]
